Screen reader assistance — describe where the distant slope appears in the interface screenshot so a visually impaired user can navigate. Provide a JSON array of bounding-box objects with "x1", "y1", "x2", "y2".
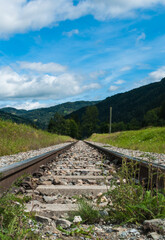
[
  {"x1": 88, "y1": 127, "x2": 165, "y2": 153},
  {"x1": 0, "y1": 118, "x2": 72, "y2": 157},
  {"x1": 1, "y1": 107, "x2": 27, "y2": 115},
  {"x1": 0, "y1": 110, "x2": 34, "y2": 126},
  {"x1": 2, "y1": 101, "x2": 99, "y2": 129},
  {"x1": 66, "y1": 78, "x2": 165, "y2": 124}
]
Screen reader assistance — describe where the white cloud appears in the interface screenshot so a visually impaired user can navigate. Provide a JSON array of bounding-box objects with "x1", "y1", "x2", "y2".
[
  {"x1": 82, "y1": 83, "x2": 101, "y2": 90},
  {"x1": 115, "y1": 79, "x2": 125, "y2": 84},
  {"x1": 63, "y1": 29, "x2": 79, "y2": 37},
  {"x1": 137, "y1": 66, "x2": 165, "y2": 87},
  {"x1": 136, "y1": 32, "x2": 146, "y2": 43},
  {"x1": 109, "y1": 85, "x2": 119, "y2": 91},
  {"x1": 0, "y1": 0, "x2": 80, "y2": 38},
  {"x1": 19, "y1": 61, "x2": 67, "y2": 73},
  {"x1": 148, "y1": 66, "x2": 165, "y2": 81},
  {"x1": 0, "y1": 0, "x2": 165, "y2": 37},
  {"x1": 104, "y1": 75, "x2": 115, "y2": 83},
  {"x1": 90, "y1": 70, "x2": 106, "y2": 79},
  {"x1": 6, "y1": 101, "x2": 47, "y2": 110},
  {"x1": 136, "y1": 63, "x2": 151, "y2": 70},
  {"x1": 78, "y1": 0, "x2": 165, "y2": 20},
  {"x1": 0, "y1": 65, "x2": 99, "y2": 100},
  {"x1": 120, "y1": 66, "x2": 131, "y2": 72}
]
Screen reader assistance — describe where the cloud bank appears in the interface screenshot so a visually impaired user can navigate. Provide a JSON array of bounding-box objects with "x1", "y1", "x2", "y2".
[
  {"x1": 19, "y1": 62, "x2": 67, "y2": 73},
  {"x1": 63, "y1": 29, "x2": 79, "y2": 37},
  {"x1": 0, "y1": 63, "x2": 100, "y2": 100},
  {"x1": 0, "y1": 0, "x2": 165, "y2": 37}
]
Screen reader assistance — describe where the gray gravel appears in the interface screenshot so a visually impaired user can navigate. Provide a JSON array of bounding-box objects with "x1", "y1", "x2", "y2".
[
  {"x1": 88, "y1": 141, "x2": 165, "y2": 166},
  {"x1": 0, "y1": 142, "x2": 72, "y2": 169}
]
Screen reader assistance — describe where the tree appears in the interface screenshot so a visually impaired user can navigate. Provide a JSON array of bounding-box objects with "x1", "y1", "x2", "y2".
[
  {"x1": 81, "y1": 106, "x2": 99, "y2": 138},
  {"x1": 160, "y1": 101, "x2": 165, "y2": 120},
  {"x1": 69, "y1": 119, "x2": 78, "y2": 138},
  {"x1": 112, "y1": 121, "x2": 127, "y2": 132},
  {"x1": 144, "y1": 109, "x2": 159, "y2": 126},
  {"x1": 48, "y1": 113, "x2": 66, "y2": 134},
  {"x1": 100, "y1": 122, "x2": 109, "y2": 133},
  {"x1": 128, "y1": 118, "x2": 141, "y2": 130}
]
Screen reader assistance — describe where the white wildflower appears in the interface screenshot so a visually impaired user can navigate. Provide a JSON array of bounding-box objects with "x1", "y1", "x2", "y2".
[{"x1": 73, "y1": 215, "x2": 82, "y2": 223}]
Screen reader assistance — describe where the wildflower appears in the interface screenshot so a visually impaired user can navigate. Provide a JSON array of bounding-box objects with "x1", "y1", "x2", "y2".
[{"x1": 73, "y1": 215, "x2": 82, "y2": 223}]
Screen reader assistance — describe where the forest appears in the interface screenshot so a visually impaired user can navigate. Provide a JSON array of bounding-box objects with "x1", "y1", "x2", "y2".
[
  {"x1": 1, "y1": 78, "x2": 165, "y2": 139},
  {"x1": 48, "y1": 78, "x2": 165, "y2": 139}
]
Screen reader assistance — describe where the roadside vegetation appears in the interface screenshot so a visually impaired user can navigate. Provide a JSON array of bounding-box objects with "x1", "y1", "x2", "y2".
[
  {"x1": 0, "y1": 119, "x2": 72, "y2": 156},
  {"x1": 70, "y1": 159, "x2": 165, "y2": 225},
  {"x1": 0, "y1": 192, "x2": 41, "y2": 240},
  {"x1": 88, "y1": 127, "x2": 165, "y2": 153}
]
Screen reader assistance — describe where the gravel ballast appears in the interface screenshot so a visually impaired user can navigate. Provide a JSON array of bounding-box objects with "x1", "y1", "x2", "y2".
[
  {"x1": 0, "y1": 142, "x2": 72, "y2": 168},
  {"x1": 0, "y1": 140, "x2": 164, "y2": 169},
  {"x1": 88, "y1": 141, "x2": 165, "y2": 166}
]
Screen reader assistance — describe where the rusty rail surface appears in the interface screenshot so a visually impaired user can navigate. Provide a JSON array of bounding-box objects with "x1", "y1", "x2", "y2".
[
  {"x1": 85, "y1": 141, "x2": 165, "y2": 189},
  {"x1": 0, "y1": 142, "x2": 76, "y2": 192}
]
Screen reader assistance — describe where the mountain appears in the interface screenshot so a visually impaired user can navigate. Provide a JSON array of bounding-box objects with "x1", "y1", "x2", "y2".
[
  {"x1": 66, "y1": 78, "x2": 165, "y2": 124},
  {"x1": 2, "y1": 101, "x2": 99, "y2": 129},
  {"x1": 0, "y1": 110, "x2": 34, "y2": 126},
  {"x1": 1, "y1": 107, "x2": 27, "y2": 115}
]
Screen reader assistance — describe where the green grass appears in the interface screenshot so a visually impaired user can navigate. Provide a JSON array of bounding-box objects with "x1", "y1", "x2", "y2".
[
  {"x1": 69, "y1": 198, "x2": 101, "y2": 224},
  {"x1": 72, "y1": 159, "x2": 165, "y2": 225},
  {"x1": 0, "y1": 192, "x2": 41, "y2": 239},
  {"x1": 103, "y1": 158, "x2": 165, "y2": 224},
  {"x1": 88, "y1": 127, "x2": 165, "y2": 153},
  {"x1": 0, "y1": 119, "x2": 72, "y2": 156}
]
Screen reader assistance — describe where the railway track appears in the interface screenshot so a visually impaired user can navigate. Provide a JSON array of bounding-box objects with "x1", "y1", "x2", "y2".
[
  {"x1": 0, "y1": 141, "x2": 165, "y2": 239},
  {"x1": 0, "y1": 141, "x2": 76, "y2": 192},
  {"x1": 85, "y1": 141, "x2": 165, "y2": 189}
]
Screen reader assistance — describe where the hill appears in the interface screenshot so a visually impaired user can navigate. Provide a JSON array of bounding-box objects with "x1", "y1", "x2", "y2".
[
  {"x1": 0, "y1": 118, "x2": 72, "y2": 157},
  {"x1": 88, "y1": 127, "x2": 165, "y2": 154},
  {"x1": 2, "y1": 101, "x2": 99, "y2": 129},
  {"x1": 66, "y1": 78, "x2": 165, "y2": 124},
  {"x1": 0, "y1": 110, "x2": 34, "y2": 127}
]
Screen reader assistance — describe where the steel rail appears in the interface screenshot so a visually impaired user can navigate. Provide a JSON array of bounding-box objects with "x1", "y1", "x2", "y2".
[
  {"x1": 84, "y1": 141, "x2": 165, "y2": 189},
  {"x1": 0, "y1": 141, "x2": 76, "y2": 192}
]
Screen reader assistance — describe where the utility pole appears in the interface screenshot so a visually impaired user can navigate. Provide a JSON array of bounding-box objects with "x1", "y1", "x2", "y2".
[{"x1": 109, "y1": 107, "x2": 112, "y2": 134}]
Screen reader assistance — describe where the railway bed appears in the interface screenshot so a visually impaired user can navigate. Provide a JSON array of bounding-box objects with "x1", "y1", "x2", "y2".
[{"x1": 0, "y1": 141, "x2": 165, "y2": 239}]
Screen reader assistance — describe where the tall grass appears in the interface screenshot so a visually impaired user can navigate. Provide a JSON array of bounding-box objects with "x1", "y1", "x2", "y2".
[
  {"x1": 0, "y1": 192, "x2": 40, "y2": 239},
  {"x1": 103, "y1": 159, "x2": 165, "y2": 224},
  {"x1": 0, "y1": 119, "x2": 72, "y2": 156},
  {"x1": 71, "y1": 159, "x2": 165, "y2": 225},
  {"x1": 88, "y1": 127, "x2": 165, "y2": 153}
]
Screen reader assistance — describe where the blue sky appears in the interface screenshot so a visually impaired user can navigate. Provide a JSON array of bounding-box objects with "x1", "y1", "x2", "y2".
[{"x1": 0, "y1": 0, "x2": 165, "y2": 110}]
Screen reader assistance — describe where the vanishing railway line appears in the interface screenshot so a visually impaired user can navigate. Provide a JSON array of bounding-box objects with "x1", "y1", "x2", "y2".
[
  {"x1": 0, "y1": 141, "x2": 164, "y2": 192},
  {"x1": 0, "y1": 141, "x2": 165, "y2": 239}
]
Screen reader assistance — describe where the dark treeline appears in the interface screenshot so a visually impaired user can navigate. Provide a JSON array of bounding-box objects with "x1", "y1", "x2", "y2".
[
  {"x1": 48, "y1": 106, "x2": 99, "y2": 139},
  {"x1": 0, "y1": 110, "x2": 36, "y2": 128},
  {"x1": 48, "y1": 78, "x2": 165, "y2": 139},
  {"x1": 2, "y1": 78, "x2": 165, "y2": 138},
  {"x1": 48, "y1": 101, "x2": 165, "y2": 139},
  {"x1": 1, "y1": 101, "x2": 98, "y2": 130}
]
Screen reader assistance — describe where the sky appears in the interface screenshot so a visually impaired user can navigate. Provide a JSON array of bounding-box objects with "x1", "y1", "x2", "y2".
[{"x1": 0, "y1": 0, "x2": 165, "y2": 110}]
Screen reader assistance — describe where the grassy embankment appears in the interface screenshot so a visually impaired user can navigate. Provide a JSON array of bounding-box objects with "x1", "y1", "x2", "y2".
[
  {"x1": 0, "y1": 119, "x2": 72, "y2": 156},
  {"x1": 88, "y1": 127, "x2": 165, "y2": 153}
]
